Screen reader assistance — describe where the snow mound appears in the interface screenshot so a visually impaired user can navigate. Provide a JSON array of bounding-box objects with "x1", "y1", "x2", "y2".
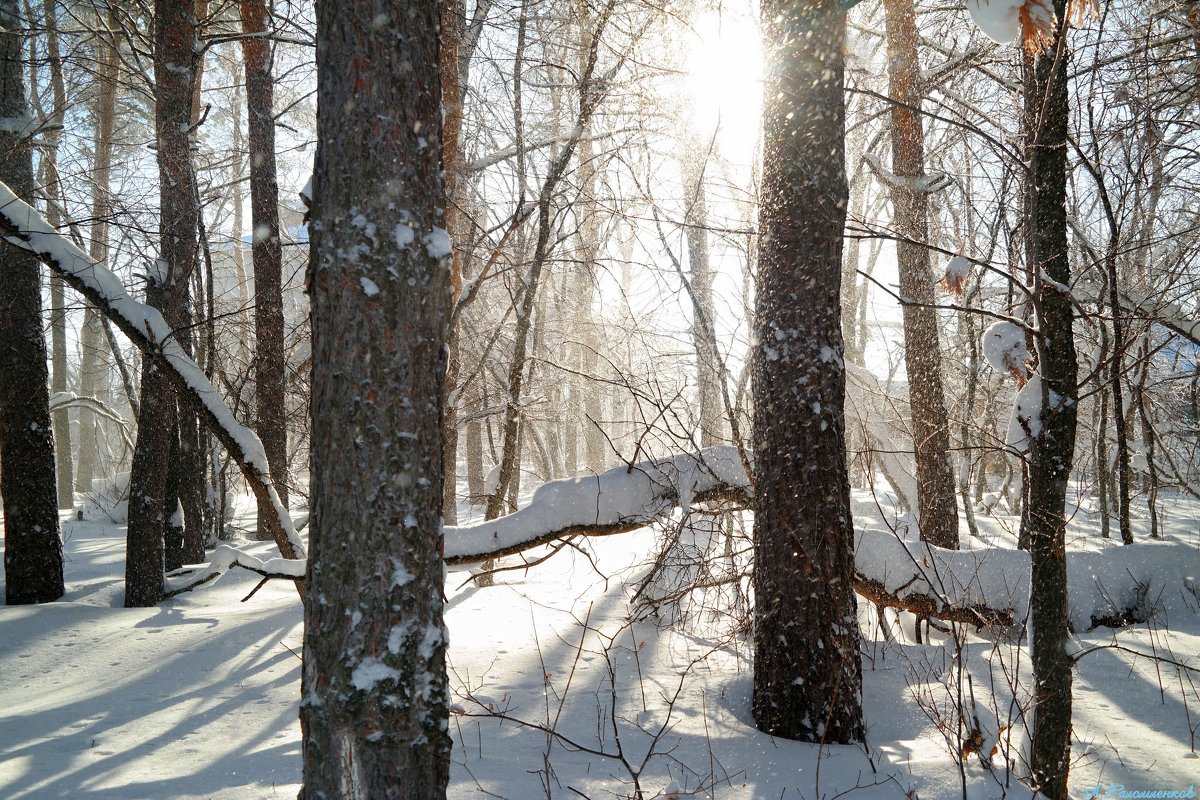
[{"x1": 80, "y1": 471, "x2": 131, "y2": 523}]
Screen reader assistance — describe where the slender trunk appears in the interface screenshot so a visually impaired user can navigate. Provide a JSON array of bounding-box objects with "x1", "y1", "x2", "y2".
[
  {"x1": 958, "y1": 293, "x2": 980, "y2": 540},
  {"x1": 229, "y1": 56, "x2": 252, "y2": 362},
  {"x1": 1095, "y1": 323, "x2": 1110, "y2": 538},
  {"x1": 75, "y1": 6, "x2": 120, "y2": 496},
  {"x1": 752, "y1": 0, "x2": 864, "y2": 744},
  {"x1": 175, "y1": 0, "x2": 209, "y2": 564},
  {"x1": 0, "y1": 0, "x2": 64, "y2": 604},
  {"x1": 301, "y1": 1, "x2": 451, "y2": 793},
  {"x1": 1134, "y1": 339, "x2": 1160, "y2": 538},
  {"x1": 681, "y1": 135, "x2": 722, "y2": 447},
  {"x1": 1022, "y1": 19, "x2": 1077, "y2": 798},
  {"x1": 241, "y1": 0, "x2": 289, "y2": 538},
  {"x1": 487, "y1": 1, "x2": 612, "y2": 518},
  {"x1": 1105, "y1": 241, "x2": 1133, "y2": 543},
  {"x1": 465, "y1": 390, "x2": 485, "y2": 508},
  {"x1": 883, "y1": 0, "x2": 958, "y2": 549}
]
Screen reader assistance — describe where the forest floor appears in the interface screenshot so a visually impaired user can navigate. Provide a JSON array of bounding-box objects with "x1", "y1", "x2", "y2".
[{"x1": 1, "y1": 487, "x2": 1198, "y2": 799}]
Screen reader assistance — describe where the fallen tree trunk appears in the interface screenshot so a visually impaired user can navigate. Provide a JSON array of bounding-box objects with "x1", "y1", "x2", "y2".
[
  {"x1": 0, "y1": 183, "x2": 305, "y2": 581},
  {"x1": 443, "y1": 446, "x2": 1022, "y2": 630},
  {"x1": 854, "y1": 574, "x2": 1014, "y2": 629}
]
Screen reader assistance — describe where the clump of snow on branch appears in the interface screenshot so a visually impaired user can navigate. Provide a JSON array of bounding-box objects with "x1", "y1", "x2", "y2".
[
  {"x1": 981, "y1": 321, "x2": 1031, "y2": 384},
  {"x1": 966, "y1": 0, "x2": 1097, "y2": 55},
  {"x1": 965, "y1": 0, "x2": 1054, "y2": 53},
  {"x1": 939, "y1": 255, "x2": 971, "y2": 296}
]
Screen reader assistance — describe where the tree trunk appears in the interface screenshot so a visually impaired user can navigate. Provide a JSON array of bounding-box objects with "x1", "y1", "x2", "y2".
[
  {"x1": 241, "y1": 0, "x2": 289, "y2": 539},
  {"x1": 1096, "y1": 316, "x2": 1111, "y2": 538},
  {"x1": 75, "y1": 5, "x2": 120, "y2": 497},
  {"x1": 229, "y1": 55, "x2": 252, "y2": 364},
  {"x1": 0, "y1": 0, "x2": 64, "y2": 605},
  {"x1": 882, "y1": 0, "x2": 958, "y2": 549},
  {"x1": 681, "y1": 135, "x2": 722, "y2": 448},
  {"x1": 300, "y1": 2, "x2": 451, "y2": 795},
  {"x1": 751, "y1": 0, "x2": 864, "y2": 744},
  {"x1": 1021, "y1": 19, "x2": 1077, "y2": 799},
  {"x1": 1104, "y1": 237, "x2": 1133, "y2": 543},
  {"x1": 126, "y1": 0, "x2": 201, "y2": 607}
]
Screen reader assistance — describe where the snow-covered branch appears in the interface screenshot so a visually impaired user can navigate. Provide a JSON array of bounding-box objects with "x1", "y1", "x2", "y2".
[
  {"x1": 1075, "y1": 278, "x2": 1200, "y2": 347},
  {"x1": 443, "y1": 446, "x2": 753, "y2": 564},
  {"x1": 465, "y1": 126, "x2": 636, "y2": 174},
  {"x1": 163, "y1": 544, "x2": 306, "y2": 599},
  {"x1": 0, "y1": 181, "x2": 306, "y2": 574},
  {"x1": 861, "y1": 151, "x2": 954, "y2": 195}
]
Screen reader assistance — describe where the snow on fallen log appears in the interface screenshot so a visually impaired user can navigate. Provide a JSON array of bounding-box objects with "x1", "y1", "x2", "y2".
[
  {"x1": 0, "y1": 181, "x2": 305, "y2": 572},
  {"x1": 854, "y1": 530, "x2": 1028, "y2": 629},
  {"x1": 443, "y1": 446, "x2": 752, "y2": 564}
]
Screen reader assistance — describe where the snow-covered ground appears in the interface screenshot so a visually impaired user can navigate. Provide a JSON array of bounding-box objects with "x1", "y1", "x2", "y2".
[{"x1": 1, "y1": 490, "x2": 1198, "y2": 799}]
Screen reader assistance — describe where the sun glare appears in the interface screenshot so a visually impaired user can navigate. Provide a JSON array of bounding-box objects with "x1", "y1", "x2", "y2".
[{"x1": 683, "y1": 6, "x2": 763, "y2": 162}]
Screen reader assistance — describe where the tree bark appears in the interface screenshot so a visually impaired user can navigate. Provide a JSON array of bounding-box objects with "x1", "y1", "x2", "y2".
[
  {"x1": 752, "y1": 0, "x2": 864, "y2": 744},
  {"x1": 1105, "y1": 244, "x2": 1134, "y2": 544},
  {"x1": 882, "y1": 0, "x2": 958, "y2": 549},
  {"x1": 0, "y1": 0, "x2": 64, "y2": 605},
  {"x1": 300, "y1": 2, "x2": 451, "y2": 796},
  {"x1": 240, "y1": 0, "x2": 289, "y2": 540},
  {"x1": 126, "y1": 0, "x2": 201, "y2": 607},
  {"x1": 1021, "y1": 18, "x2": 1077, "y2": 799}
]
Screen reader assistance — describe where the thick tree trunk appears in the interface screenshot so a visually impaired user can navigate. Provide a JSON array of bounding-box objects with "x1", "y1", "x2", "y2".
[
  {"x1": 1021, "y1": 18, "x2": 1077, "y2": 799},
  {"x1": 0, "y1": 0, "x2": 64, "y2": 605},
  {"x1": 240, "y1": 0, "x2": 289, "y2": 539},
  {"x1": 752, "y1": 0, "x2": 864, "y2": 744},
  {"x1": 882, "y1": 0, "x2": 958, "y2": 549},
  {"x1": 126, "y1": 0, "x2": 201, "y2": 607},
  {"x1": 301, "y1": 3, "x2": 451, "y2": 796}
]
